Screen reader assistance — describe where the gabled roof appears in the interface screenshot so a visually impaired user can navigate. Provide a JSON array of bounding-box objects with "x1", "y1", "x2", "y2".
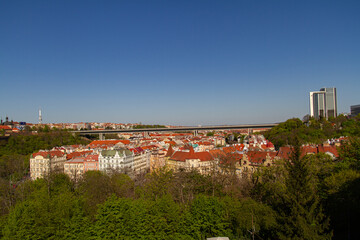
[{"x1": 165, "y1": 145, "x2": 174, "y2": 157}]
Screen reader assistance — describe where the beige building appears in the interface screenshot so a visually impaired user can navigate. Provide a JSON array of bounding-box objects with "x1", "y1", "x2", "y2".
[
  {"x1": 240, "y1": 151, "x2": 275, "y2": 175},
  {"x1": 64, "y1": 157, "x2": 85, "y2": 180},
  {"x1": 149, "y1": 148, "x2": 166, "y2": 172},
  {"x1": 30, "y1": 150, "x2": 66, "y2": 180},
  {"x1": 166, "y1": 146, "x2": 215, "y2": 174}
]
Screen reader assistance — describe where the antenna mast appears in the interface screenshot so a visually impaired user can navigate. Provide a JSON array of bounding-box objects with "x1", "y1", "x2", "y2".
[{"x1": 39, "y1": 109, "x2": 42, "y2": 124}]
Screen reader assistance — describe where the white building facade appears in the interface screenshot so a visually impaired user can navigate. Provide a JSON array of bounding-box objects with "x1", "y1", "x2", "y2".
[{"x1": 98, "y1": 149, "x2": 150, "y2": 174}]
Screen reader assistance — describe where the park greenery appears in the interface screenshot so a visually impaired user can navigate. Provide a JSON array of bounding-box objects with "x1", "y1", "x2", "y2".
[
  {"x1": 263, "y1": 114, "x2": 360, "y2": 149},
  {"x1": 0, "y1": 115, "x2": 360, "y2": 239},
  {"x1": 0, "y1": 130, "x2": 89, "y2": 182}
]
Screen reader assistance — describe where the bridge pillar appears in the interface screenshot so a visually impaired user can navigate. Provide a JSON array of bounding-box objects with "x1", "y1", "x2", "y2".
[
  {"x1": 194, "y1": 130, "x2": 198, "y2": 136},
  {"x1": 99, "y1": 133, "x2": 105, "y2": 140}
]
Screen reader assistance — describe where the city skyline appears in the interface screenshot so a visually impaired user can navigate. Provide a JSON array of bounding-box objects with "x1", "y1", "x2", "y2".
[{"x1": 1, "y1": 1, "x2": 360, "y2": 125}]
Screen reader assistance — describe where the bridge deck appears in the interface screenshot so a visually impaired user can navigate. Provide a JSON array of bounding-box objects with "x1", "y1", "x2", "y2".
[{"x1": 72, "y1": 123, "x2": 278, "y2": 135}]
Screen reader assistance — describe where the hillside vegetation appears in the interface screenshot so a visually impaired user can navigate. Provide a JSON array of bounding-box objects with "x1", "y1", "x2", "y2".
[{"x1": 0, "y1": 117, "x2": 360, "y2": 239}]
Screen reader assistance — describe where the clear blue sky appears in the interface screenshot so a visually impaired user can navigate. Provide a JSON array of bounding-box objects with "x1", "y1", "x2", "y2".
[{"x1": 1, "y1": 0, "x2": 359, "y2": 125}]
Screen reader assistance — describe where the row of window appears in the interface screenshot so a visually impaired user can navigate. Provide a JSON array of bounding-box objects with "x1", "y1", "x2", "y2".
[{"x1": 31, "y1": 159, "x2": 48, "y2": 163}]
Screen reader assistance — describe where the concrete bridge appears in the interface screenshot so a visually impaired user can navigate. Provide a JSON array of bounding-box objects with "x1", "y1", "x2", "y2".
[{"x1": 72, "y1": 123, "x2": 278, "y2": 140}]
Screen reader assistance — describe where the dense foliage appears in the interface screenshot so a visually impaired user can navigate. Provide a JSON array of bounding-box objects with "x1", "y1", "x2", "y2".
[
  {"x1": 264, "y1": 115, "x2": 360, "y2": 149},
  {"x1": 0, "y1": 131, "x2": 89, "y2": 157},
  {"x1": 0, "y1": 131, "x2": 89, "y2": 182}
]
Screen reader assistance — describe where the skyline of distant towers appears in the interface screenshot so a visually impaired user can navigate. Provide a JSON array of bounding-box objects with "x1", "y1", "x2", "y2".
[{"x1": 39, "y1": 109, "x2": 42, "y2": 124}]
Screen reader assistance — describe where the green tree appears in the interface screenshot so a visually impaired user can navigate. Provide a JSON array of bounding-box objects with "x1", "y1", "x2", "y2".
[
  {"x1": 78, "y1": 170, "x2": 113, "y2": 217},
  {"x1": 337, "y1": 137, "x2": 360, "y2": 170},
  {"x1": 182, "y1": 195, "x2": 232, "y2": 239},
  {"x1": 206, "y1": 131, "x2": 215, "y2": 137},
  {"x1": 94, "y1": 195, "x2": 184, "y2": 239},
  {"x1": 224, "y1": 197, "x2": 278, "y2": 239},
  {"x1": 276, "y1": 144, "x2": 331, "y2": 239},
  {"x1": 2, "y1": 174, "x2": 89, "y2": 239}
]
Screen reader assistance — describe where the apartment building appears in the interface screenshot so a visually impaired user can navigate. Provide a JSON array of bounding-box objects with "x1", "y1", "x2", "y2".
[
  {"x1": 64, "y1": 157, "x2": 84, "y2": 180},
  {"x1": 166, "y1": 146, "x2": 215, "y2": 174},
  {"x1": 30, "y1": 150, "x2": 66, "y2": 180}
]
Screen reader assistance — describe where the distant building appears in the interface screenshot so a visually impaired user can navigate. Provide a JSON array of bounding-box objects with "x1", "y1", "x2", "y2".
[
  {"x1": 350, "y1": 104, "x2": 360, "y2": 117},
  {"x1": 310, "y1": 87, "x2": 337, "y2": 119}
]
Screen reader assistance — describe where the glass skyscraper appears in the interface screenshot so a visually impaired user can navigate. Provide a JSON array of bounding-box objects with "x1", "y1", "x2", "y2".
[{"x1": 309, "y1": 87, "x2": 337, "y2": 119}]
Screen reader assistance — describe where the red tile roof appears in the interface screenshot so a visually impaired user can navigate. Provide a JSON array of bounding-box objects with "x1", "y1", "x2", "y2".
[
  {"x1": 165, "y1": 141, "x2": 177, "y2": 146},
  {"x1": 88, "y1": 140, "x2": 130, "y2": 148},
  {"x1": 170, "y1": 146, "x2": 213, "y2": 162},
  {"x1": 84, "y1": 154, "x2": 99, "y2": 162},
  {"x1": 67, "y1": 150, "x2": 93, "y2": 160},
  {"x1": 165, "y1": 145, "x2": 174, "y2": 157},
  {"x1": 246, "y1": 151, "x2": 273, "y2": 164},
  {"x1": 32, "y1": 150, "x2": 65, "y2": 158},
  {"x1": 277, "y1": 145, "x2": 339, "y2": 159},
  {"x1": 317, "y1": 145, "x2": 339, "y2": 157}
]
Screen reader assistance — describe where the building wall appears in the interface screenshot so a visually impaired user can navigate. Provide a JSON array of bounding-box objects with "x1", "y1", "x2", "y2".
[
  {"x1": 98, "y1": 149, "x2": 150, "y2": 173},
  {"x1": 84, "y1": 161, "x2": 98, "y2": 172},
  {"x1": 150, "y1": 150, "x2": 166, "y2": 172},
  {"x1": 166, "y1": 158, "x2": 214, "y2": 174},
  {"x1": 351, "y1": 104, "x2": 360, "y2": 117},
  {"x1": 64, "y1": 162, "x2": 84, "y2": 179},
  {"x1": 30, "y1": 155, "x2": 66, "y2": 180},
  {"x1": 133, "y1": 151, "x2": 150, "y2": 173},
  {"x1": 99, "y1": 151, "x2": 132, "y2": 172},
  {"x1": 310, "y1": 88, "x2": 337, "y2": 119}
]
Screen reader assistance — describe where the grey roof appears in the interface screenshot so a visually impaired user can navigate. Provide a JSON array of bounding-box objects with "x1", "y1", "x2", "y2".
[{"x1": 101, "y1": 149, "x2": 132, "y2": 157}]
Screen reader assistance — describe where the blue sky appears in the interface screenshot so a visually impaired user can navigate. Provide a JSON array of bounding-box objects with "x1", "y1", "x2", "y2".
[{"x1": 1, "y1": 0, "x2": 359, "y2": 125}]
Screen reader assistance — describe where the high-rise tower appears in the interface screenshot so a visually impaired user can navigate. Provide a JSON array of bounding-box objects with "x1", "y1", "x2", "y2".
[
  {"x1": 39, "y1": 109, "x2": 42, "y2": 124},
  {"x1": 309, "y1": 87, "x2": 337, "y2": 119}
]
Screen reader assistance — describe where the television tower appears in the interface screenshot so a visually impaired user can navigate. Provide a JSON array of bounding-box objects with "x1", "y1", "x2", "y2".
[{"x1": 39, "y1": 109, "x2": 42, "y2": 124}]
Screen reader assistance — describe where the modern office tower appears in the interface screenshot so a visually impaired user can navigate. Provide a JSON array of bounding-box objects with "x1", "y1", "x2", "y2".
[
  {"x1": 309, "y1": 87, "x2": 337, "y2": 119},
  {"x1": 351, "y1": 104, "x2": 360, "y2": 117}
]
